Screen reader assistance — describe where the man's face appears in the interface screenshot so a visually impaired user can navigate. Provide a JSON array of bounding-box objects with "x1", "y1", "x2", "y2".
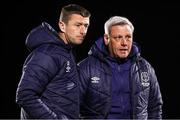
[
  {"x1": 104, "y1": 25, "x2": 133, "y2": 59},
  {"x1": 61, "y1": 14, "x2": 90, "y2": 45}
]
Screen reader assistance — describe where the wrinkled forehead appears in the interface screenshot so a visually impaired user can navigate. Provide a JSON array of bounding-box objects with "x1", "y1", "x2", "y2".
[{"x1": 109, "y1": 24, "x2": 133, "y2": 34}]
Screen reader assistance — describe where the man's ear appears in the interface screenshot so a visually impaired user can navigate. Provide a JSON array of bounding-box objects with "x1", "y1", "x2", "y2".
[
  {"x1": 58, "y1": 21, "x2": 65, "y2": 33},
  {"x1": 104, "y1": 34, "x2": 110, "y2": 45}
]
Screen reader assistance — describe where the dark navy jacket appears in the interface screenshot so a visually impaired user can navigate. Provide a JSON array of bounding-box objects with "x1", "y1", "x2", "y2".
[
  {"x1": 16, "y1": 22, "x2": 79, "y2": 119},
  {"x1": 78, "y1": 38, "x2": 163, "y2": 119}
]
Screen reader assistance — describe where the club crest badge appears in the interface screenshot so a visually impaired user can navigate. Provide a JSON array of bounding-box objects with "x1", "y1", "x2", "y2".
[{"x1": 141, "y1": 72, "x2": 150, "y2": 87}]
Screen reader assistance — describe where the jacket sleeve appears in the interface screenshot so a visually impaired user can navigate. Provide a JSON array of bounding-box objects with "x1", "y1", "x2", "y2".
[
  {"x1": 77, "y1": 61, "x2": 89, "y2": 104},
  {"x1": 148, "y1": 66, "x2": 163, "y2": 119},
  {"x1": 77, "y1": 60, "x2": 93, "y2": 118},
  {"x1": 16, "y1": 51, "x2": 58, "y2": 119}
]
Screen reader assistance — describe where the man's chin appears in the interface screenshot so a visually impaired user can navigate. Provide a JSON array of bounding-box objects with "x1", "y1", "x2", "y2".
[
  {"x1": 118, "y1": 55, "x2": 128, "y2": 59},
  {"x1": 70, "y1": 39, "x2": 82, "y2": 45},
  {"x1": 76, "y1": 40, "x2": 84, "y2": 45}
]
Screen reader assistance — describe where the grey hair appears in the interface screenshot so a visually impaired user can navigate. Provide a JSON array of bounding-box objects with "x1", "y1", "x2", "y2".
[{"x1": 104, "y1": 16, "x2": 134, "y2": 35}]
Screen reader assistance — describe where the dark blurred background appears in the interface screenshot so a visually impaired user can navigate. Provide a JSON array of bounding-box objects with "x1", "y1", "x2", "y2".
[{"x1": 2, "y1": 0, "x2": 180, "y2": 118}]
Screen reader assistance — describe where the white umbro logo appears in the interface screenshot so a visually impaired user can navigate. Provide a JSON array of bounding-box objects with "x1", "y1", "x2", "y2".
[
  {"x1": 91, "y1": 77, "x2": 100, "y2": 83},
  {"x1": 66, "y1": 61, "x2": 71, "y2": 72}
]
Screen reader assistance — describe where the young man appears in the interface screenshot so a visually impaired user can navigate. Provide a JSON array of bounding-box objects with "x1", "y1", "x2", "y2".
[
  {"x1": 16, "y1": 4, "x2": 90, "y2": 119},
  {"x1": 78, "y1": 16, "x2": 163, "y2": 119}
]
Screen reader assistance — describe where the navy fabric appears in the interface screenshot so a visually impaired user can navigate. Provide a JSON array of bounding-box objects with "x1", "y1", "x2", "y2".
[
  {"x1": 16, "y1": 22, "x2": 79, "y2": 119},
  {"x1": 78, "y1": 37, "x2": 163, "y2": 119},
  {"x1": 106, "y1": 58, "x2": 131, "y2": 119}
]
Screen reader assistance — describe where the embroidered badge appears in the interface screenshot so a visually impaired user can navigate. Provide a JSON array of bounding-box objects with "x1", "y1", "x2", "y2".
[{"x1": 141, "y1": 72, "x2": 150, "y2": 87}]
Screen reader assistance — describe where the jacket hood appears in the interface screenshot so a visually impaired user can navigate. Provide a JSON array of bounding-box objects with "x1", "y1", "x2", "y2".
[
  {"x1": 88, "y1": 37, "x2": 141, "y2": 61},
  {"x1": 25, "y1": 22, "x2": 70, "y2": 51}
]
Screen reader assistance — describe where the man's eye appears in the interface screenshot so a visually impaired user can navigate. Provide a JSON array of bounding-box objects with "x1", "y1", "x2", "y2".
[
  {"x1": 76, "y1": 24, "x2": 81, "y2": 27},
  {"x1": 126, "y1": 35, "x2": 131, "y2": 38},
  {"x1": 84, "y1": 24, "x2": 89, "y2": 28},
  {"x1": 114, "y1": 36, "x2": 122, "y2": 39}
]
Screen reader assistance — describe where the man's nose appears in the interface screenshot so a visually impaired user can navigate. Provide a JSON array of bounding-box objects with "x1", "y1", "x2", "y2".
[{"x1": 121, "y1": 38, "x2": 127, "y2": 45}]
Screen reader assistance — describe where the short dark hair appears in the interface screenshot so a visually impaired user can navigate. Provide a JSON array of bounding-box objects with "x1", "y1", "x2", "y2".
[{"x1": 59, "y1": 4, "x2": 91, "y2": 23}]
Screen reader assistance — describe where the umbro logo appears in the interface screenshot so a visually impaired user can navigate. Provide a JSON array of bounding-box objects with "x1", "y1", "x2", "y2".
[
  {"x1": 91, "y1": 77, "x2": 100, "y2": 83},
  {"x1": 66, "y1": 61, "x2": 71, "y2": 72}
]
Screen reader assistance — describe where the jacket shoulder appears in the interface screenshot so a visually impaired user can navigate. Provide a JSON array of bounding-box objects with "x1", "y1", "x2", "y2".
[
  {"x1": 78, "y1": 56, "x2": 98, "y2": 68},
  {"x1": 137, "y1": 56, "x2": 154, "y2": 70},
  {"x1": 34, "y1": 44, "x2": 68, "y2": 57}
]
